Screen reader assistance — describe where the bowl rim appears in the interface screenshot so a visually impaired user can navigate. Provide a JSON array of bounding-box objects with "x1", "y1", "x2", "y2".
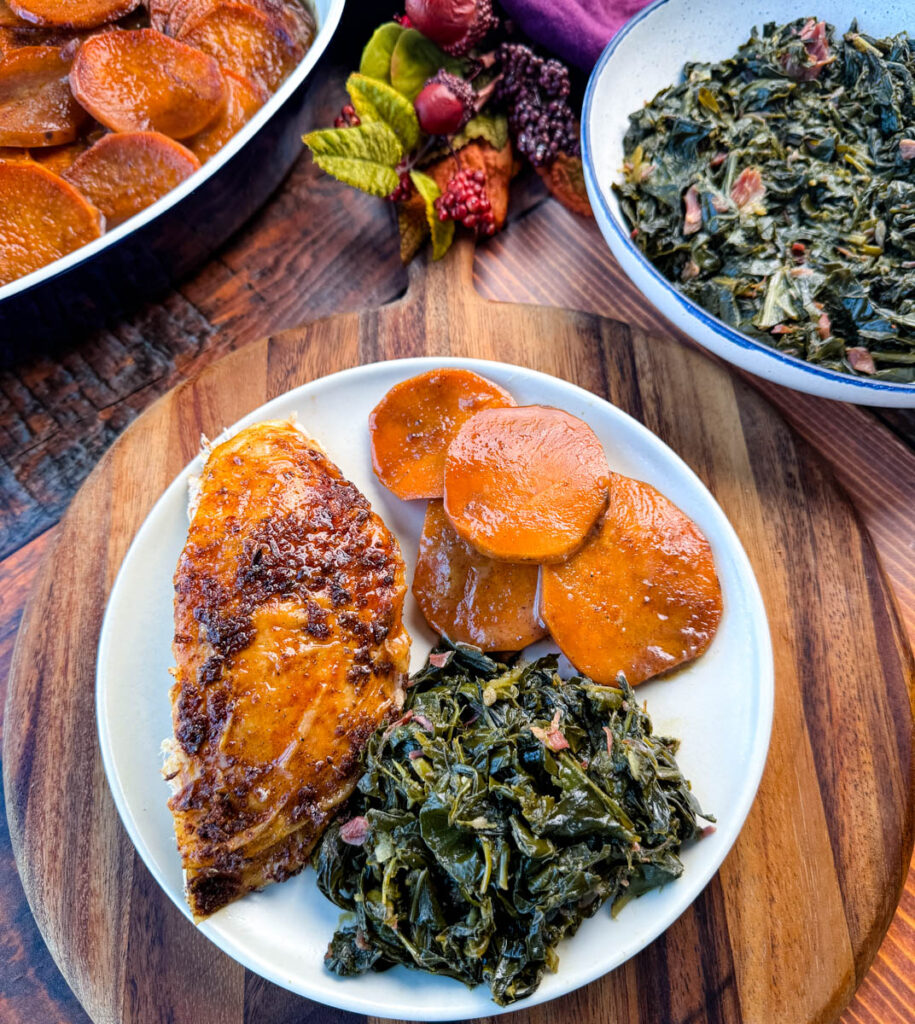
[
  {"x1": 0, "y1": 0, "x2": 346, "y2": 305},
  {"x1": 580, "y1": 0, "x2": 915, "y2": 395}
]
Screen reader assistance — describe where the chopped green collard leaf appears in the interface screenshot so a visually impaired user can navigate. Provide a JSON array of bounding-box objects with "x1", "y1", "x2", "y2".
[
  {"x1": 315, "y1": 645, "x2": 711, "y2": 1006},
  {"x1": 614, "y1": 18, "x2": 915, "y2": 382}
]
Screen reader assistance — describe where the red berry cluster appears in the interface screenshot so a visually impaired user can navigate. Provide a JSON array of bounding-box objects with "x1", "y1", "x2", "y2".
[
  {"x1": 387, "y1": 163, "x2": 414, "y2": 201},
  {"x1": 435, "y1": 168, "x2": 495, "y2": 235},
  {"x1": 333, "y1": 103, "x2": 360, "y2": 128}
]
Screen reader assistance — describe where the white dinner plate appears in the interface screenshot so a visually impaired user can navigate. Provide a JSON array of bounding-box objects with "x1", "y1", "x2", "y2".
[{"x1": 96, "y1": 357, "x2": 773, "y2": 1020}]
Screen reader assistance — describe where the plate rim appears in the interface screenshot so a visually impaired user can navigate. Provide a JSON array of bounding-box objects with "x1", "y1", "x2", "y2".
[{"x1": 96, "y1": 355, "x2": 775, "y2": 1020}]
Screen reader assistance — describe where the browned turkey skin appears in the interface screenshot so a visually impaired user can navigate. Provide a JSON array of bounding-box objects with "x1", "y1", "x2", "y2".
[{"x1": 166, "y1": 420, "x2": 410, "y2": 919}]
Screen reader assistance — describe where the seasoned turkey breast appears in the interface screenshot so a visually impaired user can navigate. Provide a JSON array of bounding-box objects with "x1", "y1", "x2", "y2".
[{"x1": 166, "y1": 419, "x2": 410, "y2": 919}]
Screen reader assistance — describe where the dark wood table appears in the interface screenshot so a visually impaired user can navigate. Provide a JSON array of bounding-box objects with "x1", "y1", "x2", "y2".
[{"x1": 2, "y1": 9, "x2": 915, "y2": 1022}]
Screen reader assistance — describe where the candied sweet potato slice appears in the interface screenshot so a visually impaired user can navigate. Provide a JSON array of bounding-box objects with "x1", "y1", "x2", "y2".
[
  {"x1": 8, "y1": 0, "x2": 140, "y2": 29},
  {"x1": 0, "y1": 160, "x2": 101, "y2": 283},
  {"x1": 177, "y1": 1, "x2": 303, "y2": 92},
  {"x1": 0, "y1": 25, "x2": 91, "y2": 58},
  {"x1": 370, "y1": 368, "x2": 516, "y2": 501},
  {"x1": 30, "y1": 136, "x2": 89, "y2": 173},
  {"x1": 64, "y1": 130, "x2": 200, "y2": 227},
  {"x1": 262, "y1": 0, "x2": 315, "y2": 49},
  {"x1": 163, "y1": 0, "x2": 215, "y2": 36},
  {"x1": 0, "y1": 1, "x2": 27, "y2": 26},
  {"x1": 173, "y1": 0, "x2": 314, "y2": 50},
  {"x1": 413, "y1": 500, "x2": 547, "y2": 651},
  {"x1": 186, "y1": 68, "x2": 264, "y2": 161},
  {"x1": 540, "y1": 473, "x2": 723, "y2": 685},
  {"x1": 148, "y1": 0, "x2": 171, "y2": 31},
  {"x1": 0, "y1": 45, "x2": 88, "y2": 146},
  {"x1": 443, "y1": 404, "x2": 610, "y2": 562},
  {"x1": 70, "y1": 28, "x2": 227, "y2": 139}
]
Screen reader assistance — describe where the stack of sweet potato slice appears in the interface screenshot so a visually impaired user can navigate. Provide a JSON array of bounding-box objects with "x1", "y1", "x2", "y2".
[
  {"x1": 370, "y1": 368, "x2": 724, "y2": 686},
  {"x1": 0, "y1": 0, "x2": 314, "y2": 285}
]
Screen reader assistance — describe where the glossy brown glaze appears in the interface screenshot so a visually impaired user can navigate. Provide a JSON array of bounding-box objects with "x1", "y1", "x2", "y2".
[
  {"x1": 0, "y1": 45, "x2": 88, "y2": 147},
  {"x1": 443, "y1": 404, "x2": 610, "y2": 562},
  {"x1": 8, "y1": 0, "x2": 140, "y2": 29},
  {"x1": 168, "y1": 419, "x2": 410, "y2": 919},
  {"x1": 369, "y1": 368, "x2": 515, "y2": 500},
  {"x1": 64, "y1": 130, "x2": 200, "y2": 228},
  {"x1": 70, "y1": 29, "x2": 227, "y2": 139},
  {"x1": 187, "y1": 68, "x2": 265, "y2": 163},
  {"x1": 541, "y1": 472, "x2": 723, "y2": 685},
  {"x1": 177, "y1": 2, "x2": 305, "y2": 93},
  {"x1": 0, "y1": 159, "x2": 100, "y2": 282},
  {"x1": 413, "y1": 499, "x2": 547, "y2": 651}
]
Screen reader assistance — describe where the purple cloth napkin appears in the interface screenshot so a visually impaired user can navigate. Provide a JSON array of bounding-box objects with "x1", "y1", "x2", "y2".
[{"x1": 499, "y1": 0, "x2": 652, "y2": 69}]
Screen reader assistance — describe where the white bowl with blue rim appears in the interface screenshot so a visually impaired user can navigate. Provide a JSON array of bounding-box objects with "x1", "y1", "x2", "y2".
[{"x1": 581, "y1": 0, "x2": 915, "y2": 407}]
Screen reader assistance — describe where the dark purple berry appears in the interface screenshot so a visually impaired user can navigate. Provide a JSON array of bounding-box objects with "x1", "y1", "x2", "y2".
[
  {"x1": 496, "y1": 42, "x2": 579, "y2": 167},
  {"x1": 414, "y1": 69, "x2": 474, "y2": 135}
]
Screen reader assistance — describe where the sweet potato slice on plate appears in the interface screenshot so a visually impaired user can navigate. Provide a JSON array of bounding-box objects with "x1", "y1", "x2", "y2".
[
  {"x1": 413, "y1": 500, "x2": 547, "y2": 651},
  {"x1": 8, "y1": 0, "x2": 140, "y2": 29},
  {"x1": 370, "y1": 368, "x2": 515, "y2": 500},
  {"x1": 540, "y1": 473, "x2": 723, "y2": 686},
  {"x1": 186, "y1": 68, "x2": 264, "y2": 161},
  {"x1": 70, "y1": 29, "x2": 226, "y2": 139},
  {"x1": 443, "y1": 404, "x2": 610, "y2": 562},
  {"x1": 0, "y1": 45, "x2": 88, "y2": 146},
  {"x1": 177, "y1": 1, "x2": 304, "y2": 92},
  {"x1": 0, "y1": 160, "x2": 101, "y2": 283},
  {"x1": 64, "y1": 130, "x2": 200, "y2": 227}
]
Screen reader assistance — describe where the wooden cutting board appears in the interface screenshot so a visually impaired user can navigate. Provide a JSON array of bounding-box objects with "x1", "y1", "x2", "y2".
[{"x1": 4, "y1": 236, "x2": 914, "y2": 1024}]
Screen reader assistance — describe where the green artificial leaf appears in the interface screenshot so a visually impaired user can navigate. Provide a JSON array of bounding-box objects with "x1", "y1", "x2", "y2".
[
  {"x1": 346, "y1": 72, "x2": 420, "y2": 152},
  {"x1": 359, "y1": 21, "x2": 403, "y2": 83},
  {"x1": 390, "y1": 27, "x2": 463, "y2": 101},
  {"x1": 303, "y1": 122, "x2": 401, "y2": 197},
  {"x1": 409, "y1": 169, "x2": 454, "y2": 260},
  {"x1": 454, "y1": 111, "x2": 509, "y2": 151}
]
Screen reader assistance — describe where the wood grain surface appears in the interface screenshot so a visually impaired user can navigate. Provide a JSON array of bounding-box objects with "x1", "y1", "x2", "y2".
[
  {"x1": 2, "y1": 0, "x2": 915, "y2": 1015},
  {"x1": 3, "y1": 236, "x2": 914, "y2": 1024}
]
